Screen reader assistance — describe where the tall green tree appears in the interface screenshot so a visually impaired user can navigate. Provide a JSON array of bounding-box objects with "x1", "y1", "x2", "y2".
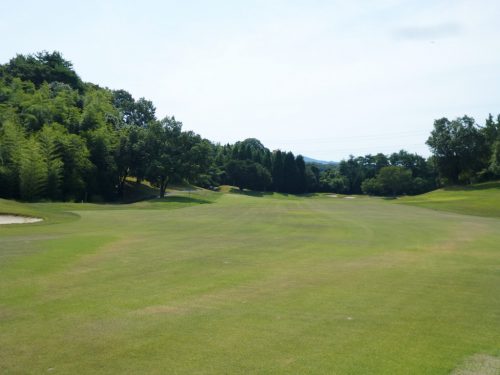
[
  {"x1": 283, "y1": 152, "x2": 298, "y2": 193},
  {"x1": 489, "y1": 141, "x2": 500, "y2": 176},
  {"x1": 376, "y1": 166, "x2": 412, "y2": 196},
  {"x1": 145, "y1": 117, "x2": 208, "y2": 198},
  {"x1": 362, "y1": 166, "x2": 412, "y2": 197},
  {"x1": 19, "y1": 137, "x2": 47, "y2": 201},
  {"x1": 38, "y1": 125, "x2": 64, "y2": 200},
  {"x1": 295, "y1": 155, "x2": 307, "y2": 193},
  {"x1": 271, "y1": 150, "x2": 284, "y2": 192},
  {"x1": 338, "y1": 156, "x2": 365, "y2": 194},
  {"x1": 86, "y1": 126, "x2": 119, "y2": 200},
  {"x1": 226, "y1": 160, "x2": 272, "y2": 191},
  {"x1": 426, "y1": 116, "x2": 488, "y2": 183},
  {"x1": 3, "y1": 51, "x2": 83, "y2": 90},
  {"x1": 0, "y1": 121, "x2": 26, "y2": 198},
  {"x1": 112, "y1": 89, "x2": 156, "y2": 127}
]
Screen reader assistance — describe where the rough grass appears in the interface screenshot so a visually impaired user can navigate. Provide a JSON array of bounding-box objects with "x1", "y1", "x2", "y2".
[{"x1": 0, "y1": 189, "x2": 499, "y2": 374}]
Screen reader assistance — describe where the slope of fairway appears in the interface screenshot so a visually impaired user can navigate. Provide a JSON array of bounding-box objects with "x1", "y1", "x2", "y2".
[
  {"x1": 1, "y1": 192, "x2": 499, "y2": 374},
  {"x1": 397, "y1": 181, "x2": 500, "y2": 218}
]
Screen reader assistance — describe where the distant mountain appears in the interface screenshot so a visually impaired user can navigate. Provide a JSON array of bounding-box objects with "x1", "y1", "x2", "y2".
[{"x1": 303, "y1": 156, "x2": 338, "y2": 165}]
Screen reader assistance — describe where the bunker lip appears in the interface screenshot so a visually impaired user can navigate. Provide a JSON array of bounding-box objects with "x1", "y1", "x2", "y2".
[{"x1": 0, "y1": 214, "x2": 43, "y2": 225}]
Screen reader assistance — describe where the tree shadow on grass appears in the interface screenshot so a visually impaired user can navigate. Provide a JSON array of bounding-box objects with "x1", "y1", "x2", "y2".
[
  {"x1": 228, "y1": 188, "x2": 275, "y2": 197},
  {"x1": 152, "y1": 196, "x2": 214, "y2": 205},
  {"x1": 228, "y1": 188, "x2": 320, "y2": 198}
]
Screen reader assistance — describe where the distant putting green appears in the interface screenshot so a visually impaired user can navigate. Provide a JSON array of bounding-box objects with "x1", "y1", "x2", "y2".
[{"x1": 0, "y1": 188, "x2": 499, "y2": 374}]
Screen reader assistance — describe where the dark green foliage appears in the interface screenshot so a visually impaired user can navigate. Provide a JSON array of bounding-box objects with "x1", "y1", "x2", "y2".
[
  {"x1": 226, "y1": 160, "x2": 272, "y2": 191},
  {"x1": 2, "y1": 51, "x2": 83, "y2": 91},
  {"x1": 319, "y1": 168, "x2": 348, "y2": 193},
  {"x1": 214, "y1": 139, "x2": 310, "y2": 194},
  {"x1": 338, "y1": 156, "x2": 366, "y2": 194},
  {"x1": 114, "y1": 126, "x2": 149, "y2": 195},
  {"x1": 362, "y1": 153, "x2": 389, "y2": 179},
  {"x1": 389, "y1": 150, "x2": 433, "y2": 180},
  {"x1": 325, "y1": 151, "x2": 437, "y2": 196},
  {"x1": 295, "y1": 155, "x2": 307, "y2": 193},
  {"x1": 38, "y1": 125, "x2": 64, "y2": 200},
  {"x1": 80, "y1": 87, "x2": 119, "y2": 132},
  {"x1": 0, "y1": 121, "x2": 25, "y2": 198},
  {"x1": 113, "y1": 89, "x2": 156, "y2": 127},
  {"x1": 85, "y1": 126, "x2": 119, "y2": 200},
  {"x1": 57, "y1": 130, "x2": 92, "y2": 201},
  {"x1": 145, "y1": 118, "x2": 209, "y2": 197},
  {"x1": 362, "y1": 166, "x2": 412, "y2": 196},
  {"x1": 426, "y1": 116, "x2": 488, "y2": 184},
  {"x1": 0, "y1": 51, "x2": 208, "y2": 202},
  {"x1": 483, "y1": 115, "x2": 500, "y2": 178},
  {"x1": 271, "y1": 150, "x2": 285, "y2": 192},
  {"x1": 489, "y1": 144, "x2": 500, "y2": 175},
  {"x1": 283, "y1": 152, "x2": 298, "y2": 193},
  {"x1": 305, "y1": 165, "x2": 321, "y2": 192},
  {"x1": 19, "y1": 137, "x2": 47, "y2": 201}
]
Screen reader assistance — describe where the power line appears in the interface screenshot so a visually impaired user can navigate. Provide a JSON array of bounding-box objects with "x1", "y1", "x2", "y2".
[
  {"x1": 297, "y1": 143, "x2": 427, "y2": 153},
  {"x1": 261, "y1": 130, "x2": 430, "y2": 144}
]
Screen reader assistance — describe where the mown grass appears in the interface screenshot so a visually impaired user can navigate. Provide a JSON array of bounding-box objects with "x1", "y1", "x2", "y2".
[
  {"x1": 0, "y1": 189, "x2": 499, "y2": 374},
  {"x1": 397, "y1": 180, "x2": 500, "y2": 218}
]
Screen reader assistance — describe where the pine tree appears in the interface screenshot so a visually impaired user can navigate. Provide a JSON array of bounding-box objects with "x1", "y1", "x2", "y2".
[
  {"x1": 295, "y1": 155, "x2": 307, "y2": 193},
  {"x1": 283, "y1": 152, "x2": 298, "y2": 193},
  {"x1": 271, "y1": 150, "x2": 285, "y2": 192}
]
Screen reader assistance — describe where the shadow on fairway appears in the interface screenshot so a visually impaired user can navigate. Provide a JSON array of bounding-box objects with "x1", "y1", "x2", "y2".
[
  {"x1": 152, "y1": 196, "x2": 214, "y2": 205},
  {"x1": 442, "y1": 181, "x2": 500, "y2": 191},
  {"x1": 228, "y1": 188, "x2": 274, "y2": 197},
  {"x1": 228, "y1": 188, "x2": 318, "y2": 198}
]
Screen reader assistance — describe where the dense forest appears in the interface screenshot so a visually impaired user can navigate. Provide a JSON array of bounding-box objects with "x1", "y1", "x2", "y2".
[{"x1": 1, "y1": 52, "x2": 499, "y2": 201}]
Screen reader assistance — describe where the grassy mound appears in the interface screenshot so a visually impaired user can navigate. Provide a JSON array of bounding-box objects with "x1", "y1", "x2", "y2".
[{"x1": 397, "y1": 181, "x2": 500, "y2": 218}]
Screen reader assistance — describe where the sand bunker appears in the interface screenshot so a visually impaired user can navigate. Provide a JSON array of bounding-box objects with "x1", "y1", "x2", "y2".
[{"x1": 0, "y1": 215, "x2": 42, "y2": 225}]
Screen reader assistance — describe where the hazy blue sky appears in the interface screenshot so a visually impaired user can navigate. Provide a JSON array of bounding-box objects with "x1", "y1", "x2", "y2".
[{"x1": 2, "y1": 0, "x2": 499, "y2": 160}]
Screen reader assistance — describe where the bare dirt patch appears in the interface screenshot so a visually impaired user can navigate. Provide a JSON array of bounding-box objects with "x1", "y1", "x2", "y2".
[{"x1": 451, "y1": 354, "x2": 500, "y2": 375}]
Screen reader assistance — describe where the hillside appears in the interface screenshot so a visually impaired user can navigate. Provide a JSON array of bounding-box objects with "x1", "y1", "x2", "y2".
[
  {"x1": 397, "y1": 181, "x2": 500, "y2": 218},
  {"x1": 303, "y1": 156, "x2": 338, "y2": 165}
]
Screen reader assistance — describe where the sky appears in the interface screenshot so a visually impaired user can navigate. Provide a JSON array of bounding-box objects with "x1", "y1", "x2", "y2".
[{"x1": 1, "y1": 0, "x2": 499, "y2": 161}]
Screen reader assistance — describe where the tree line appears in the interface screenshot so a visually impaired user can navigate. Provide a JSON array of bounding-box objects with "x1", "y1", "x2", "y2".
[
  {"x1": 0, "y1": 52, "x2": 211, "y2": 201},
  {"x1": 0, "y1": 51, "x2": 499, "y2": 201}
]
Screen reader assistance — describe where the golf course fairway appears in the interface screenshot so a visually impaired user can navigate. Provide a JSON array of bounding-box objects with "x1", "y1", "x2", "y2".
[{"x1": 1, "y1": 190, "x2": 499, "y2": 374}]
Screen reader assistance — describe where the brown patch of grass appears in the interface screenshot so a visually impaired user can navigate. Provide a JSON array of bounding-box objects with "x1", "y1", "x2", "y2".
[
  {"x1": 137, "y1": 305, "x2": 190, "y2": 315},
  {"x1": 451, "y1": 354, "x2": 500, "y2": 375}
]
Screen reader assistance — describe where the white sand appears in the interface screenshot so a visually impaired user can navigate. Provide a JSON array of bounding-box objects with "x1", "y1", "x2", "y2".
[{"x1": 0, "y1": 215, "x2": 42, "y2": 225}]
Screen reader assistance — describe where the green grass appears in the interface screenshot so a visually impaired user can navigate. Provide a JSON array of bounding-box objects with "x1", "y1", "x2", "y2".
[
  {"x1": 0, "y1": 189, "x2": 499, "y2": 374},
  {"x1": 397, "y1": 180, "x2": 500, "y2": 218}
]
